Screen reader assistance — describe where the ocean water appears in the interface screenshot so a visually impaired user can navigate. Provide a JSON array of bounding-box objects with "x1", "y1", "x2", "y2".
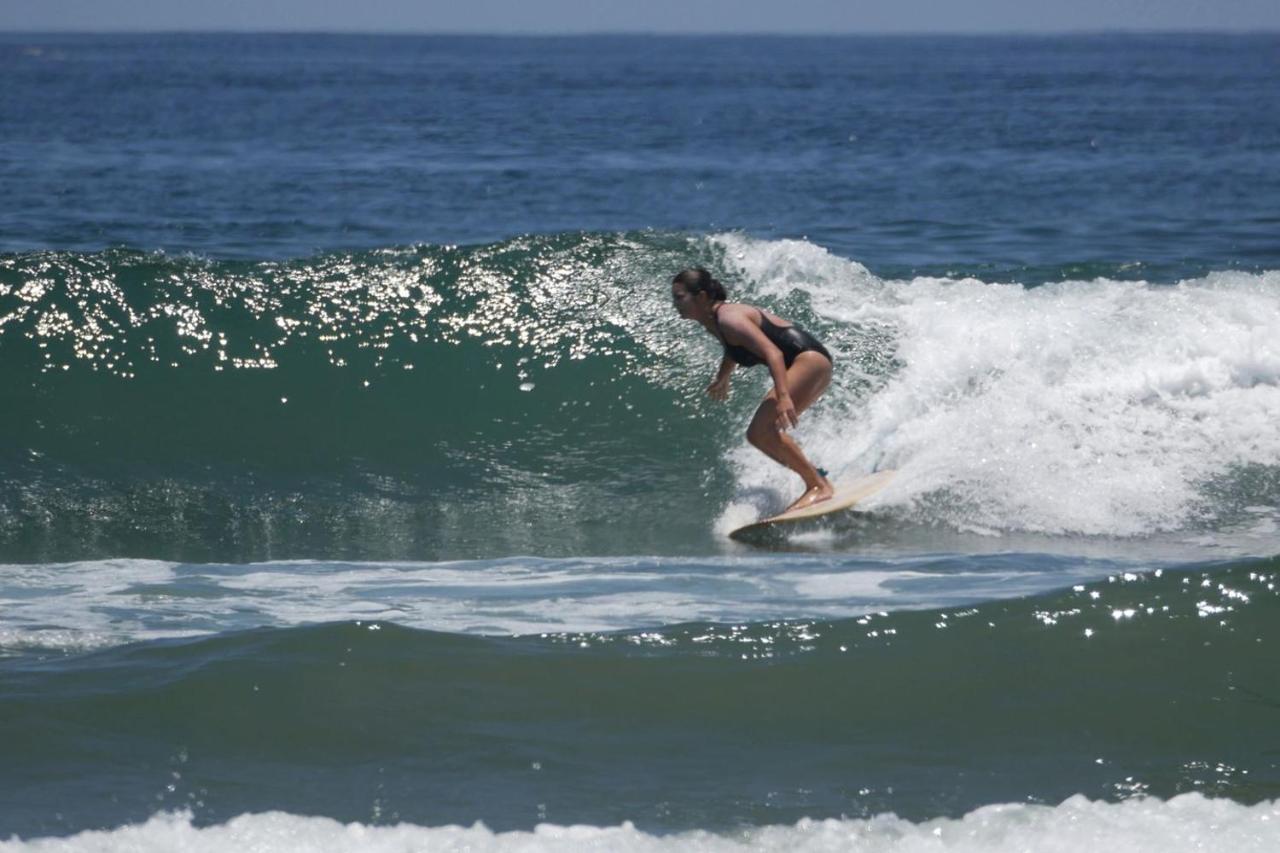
[{"x1": 2, "y1": 32, "x2": 1280, "y2": 851}]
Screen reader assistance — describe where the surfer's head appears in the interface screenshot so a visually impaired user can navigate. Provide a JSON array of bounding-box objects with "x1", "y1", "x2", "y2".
[{"x1": 671, "y1": 268, "x2": 726, "y2": 318}]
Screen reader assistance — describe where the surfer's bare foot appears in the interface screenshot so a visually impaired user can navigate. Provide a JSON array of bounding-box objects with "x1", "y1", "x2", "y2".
[{"x1": 785, "y1": 480, "x2": 834, "y2": 513}]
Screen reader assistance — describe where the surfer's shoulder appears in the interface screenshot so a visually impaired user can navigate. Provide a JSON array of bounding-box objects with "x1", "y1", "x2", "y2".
[{"x1": 714, "y1": 302, "x2": 760, "y2": 333}]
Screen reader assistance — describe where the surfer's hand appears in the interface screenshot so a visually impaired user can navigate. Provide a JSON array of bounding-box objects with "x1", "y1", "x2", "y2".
[
  {"x1": 706, "y1": 376, "x2": 730, "y2": 401},
  {"x1": 775, "y1": 394, "x2": 799, "y2": 430}
]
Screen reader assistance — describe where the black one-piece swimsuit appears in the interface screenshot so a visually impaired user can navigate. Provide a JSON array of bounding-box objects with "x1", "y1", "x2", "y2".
[{"x1": 714, "y1": 307, "x2": 832, "y2": 368}]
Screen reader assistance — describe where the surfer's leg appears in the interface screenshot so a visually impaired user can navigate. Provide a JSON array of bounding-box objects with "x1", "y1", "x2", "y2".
[{"x1": 745, "y1": 352, "x2": 834, "y2": 512}]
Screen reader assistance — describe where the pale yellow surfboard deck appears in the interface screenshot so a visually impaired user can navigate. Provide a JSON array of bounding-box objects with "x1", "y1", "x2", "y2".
[{"x1": 728, "y1": 470, "x2": 896, "y2": 542}]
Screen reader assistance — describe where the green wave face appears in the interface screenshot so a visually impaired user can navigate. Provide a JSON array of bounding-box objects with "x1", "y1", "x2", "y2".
[
  {"x1": 5, "y1": 233, "x2": 1280, "y2": 561},
  {"x1": 2, "y1": 559, "x2": 1275, "y2": 835},
  {"x1": 0, "y1": 234, "x2": 881, "y2": 561}
]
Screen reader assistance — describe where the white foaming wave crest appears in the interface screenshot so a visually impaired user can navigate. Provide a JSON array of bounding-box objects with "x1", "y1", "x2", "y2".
[
  {"x1": 4, "y1": 795, "x2": 1277, "y2": 852},
  {"x1": 713, "y1": 234, "x2": 1280, "y2": 538}
]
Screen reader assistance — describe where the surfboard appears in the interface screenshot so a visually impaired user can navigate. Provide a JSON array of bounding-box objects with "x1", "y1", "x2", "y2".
[{"x1": 728, "y1": 470, "x2": 896, "y2": 542}]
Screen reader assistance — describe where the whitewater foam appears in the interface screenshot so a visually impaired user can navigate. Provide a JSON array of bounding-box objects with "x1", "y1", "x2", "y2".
[
  {"x1": 714, "y1": 234, "x2": 1280, "y2": 541},
  {"x1": 4, "y1": 795, "x2": 1277, "y2": 852},
  {"x1": 0, "y1": 553, "x2": 1134, "y2": 652}
]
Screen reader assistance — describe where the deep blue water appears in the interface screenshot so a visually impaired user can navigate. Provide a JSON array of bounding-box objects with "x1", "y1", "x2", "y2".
[
  {"x1": 2, "y1": 32, "x2": 1280, "y2": 851},
  {"x1": 3, "y1": 33, "x2": 1278, "y2": 278}
]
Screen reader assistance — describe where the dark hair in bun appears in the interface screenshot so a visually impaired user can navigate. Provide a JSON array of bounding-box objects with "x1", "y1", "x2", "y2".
[{"x1": 672, "y1": 267, "x2": 727, "y2": 302}]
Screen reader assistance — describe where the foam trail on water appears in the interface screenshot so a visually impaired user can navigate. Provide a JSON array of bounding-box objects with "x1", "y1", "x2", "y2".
[
  {"x1": 713, "y1": 234, "x2": 1280, "y2": 539},
  {"x1": 0, "y1": 553, "x2": 1110, "y2": 653},
  {"x1": 3, "y1": 795, "x2": 1277, "y2": 852}
]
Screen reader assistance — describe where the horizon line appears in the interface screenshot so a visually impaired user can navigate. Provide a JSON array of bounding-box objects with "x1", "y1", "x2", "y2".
[{"x1": 3, "y1": 27, "x2": 1278, "y2": 38}]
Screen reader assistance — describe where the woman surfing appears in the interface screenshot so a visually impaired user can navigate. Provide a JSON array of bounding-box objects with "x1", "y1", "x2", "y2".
[{"x1": 671, "y1": 267, "x2": 834, "y2": 513}]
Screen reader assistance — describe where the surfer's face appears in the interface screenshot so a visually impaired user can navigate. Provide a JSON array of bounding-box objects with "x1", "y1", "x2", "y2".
[{"x1": 672, "y1": 283, "x2": 698, "y2": 318}]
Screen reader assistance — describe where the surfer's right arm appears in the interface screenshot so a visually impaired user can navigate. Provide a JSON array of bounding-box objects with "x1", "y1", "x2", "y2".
[{"x1": 706, "y1": 355, "x2": 735, "y2": 401}]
